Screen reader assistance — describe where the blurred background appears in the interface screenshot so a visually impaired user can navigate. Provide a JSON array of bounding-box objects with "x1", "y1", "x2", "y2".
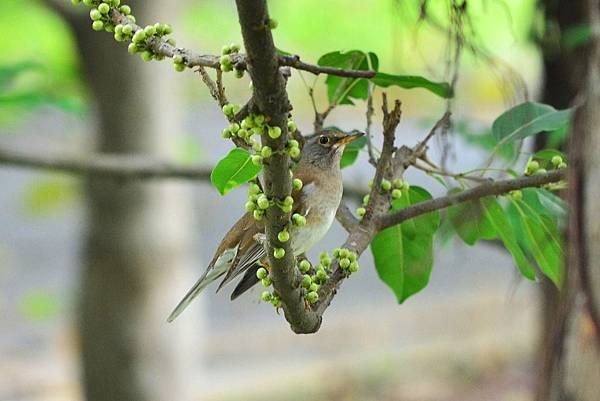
[{"x1": 0, "y1": 0, "x2": 588, "y2": 400}]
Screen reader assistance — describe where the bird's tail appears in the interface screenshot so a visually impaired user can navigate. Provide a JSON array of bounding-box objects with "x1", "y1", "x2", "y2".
[{"x1": 167, "y1": 249, "x2": 236, "y2": 322}]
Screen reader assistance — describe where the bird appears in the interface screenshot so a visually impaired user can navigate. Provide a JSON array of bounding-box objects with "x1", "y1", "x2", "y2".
[{"x1": 167, "y1": 127, "x2": 364, "y2": 322}]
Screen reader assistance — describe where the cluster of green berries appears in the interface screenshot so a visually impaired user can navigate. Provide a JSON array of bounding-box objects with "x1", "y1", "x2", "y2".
[
  {"x1": 244, "y1": 182, "x2": 306, "y2": 225},
  {"x1": 333, "y1": 247, "x2": 359, "y2": 274},
  {"x1": 127, "y1": 23, "x2": 173, "y2": 62},
  {"x1": 73, "y1": 0, "x2": 132, "y2": 32},
  {"x1": 256, "y1": 267, "x2": 282, "y2": 308},
  {"x1": 298, "y1": 254, "x2": 330, "y2": 304},
  {"x1": 525, "y1": 155, "x2": 567, "y2": 176},
  {"x1": 73, "y1": 0, "x2": 177, "y2": 64},
  {"x1": 219, "y1": 44, "x2": 244, "y2": 77},
  {"x1": 357, "y1": 178, "x2": 409, "y2": 218}
]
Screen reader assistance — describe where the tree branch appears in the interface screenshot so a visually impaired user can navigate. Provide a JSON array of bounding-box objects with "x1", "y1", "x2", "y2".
[
  {"x1": 377, "y1": 170, "x2": 566, "y2": 230},
  {"x1": 0, "y1": 146, "x2": 212, "y2": 180},
  {"x1": 106, "y1": 8, "x2": 374, "y2": 79},
  {"x1": 234, "y1": 0, "x2": 321, "y2": 333}
]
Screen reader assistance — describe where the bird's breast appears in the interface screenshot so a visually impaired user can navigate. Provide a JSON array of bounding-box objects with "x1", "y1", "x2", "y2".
[{"x1": 291, "y1": 180, "x2": 342, "y2": 255}]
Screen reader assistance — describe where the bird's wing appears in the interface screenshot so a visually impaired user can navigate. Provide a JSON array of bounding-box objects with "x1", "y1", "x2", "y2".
[
  {"x1": 216, "y1": 226, "x2": 266, "y2": 292},
  {"x1": 167, "y1": 212, "x2": 262, "y2": 322}
]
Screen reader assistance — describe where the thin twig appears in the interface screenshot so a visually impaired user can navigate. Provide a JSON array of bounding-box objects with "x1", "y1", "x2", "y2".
[{"x1": 365, "y1": 82, "x2": 377, "y2": 166}]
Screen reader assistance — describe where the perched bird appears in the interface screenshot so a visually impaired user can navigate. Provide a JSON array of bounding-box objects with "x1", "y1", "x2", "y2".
[{"x1": 167, "y1": 127, "x2": 363, "y2": 322}]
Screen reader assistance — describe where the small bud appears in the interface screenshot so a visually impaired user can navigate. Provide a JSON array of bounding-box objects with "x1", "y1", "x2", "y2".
[
  {"x1": 299, "y1": 260, "x2": 311, "y2": 273},
  {"x1": 122, "y1": 24, "x2": 133, "y2": 35},
  {"x1": 221, "y1": 45, "x2": 231, "y2": 55},
  {"x1": 268, "y1": 126, "x2": 282, "y2": 139},
  {"x1": 292, "y1": 213, "x2": 306, "y2": 226},
  {"x1": 393, "y1": 179, "x2": 404, "y2": 189},
  {"x1": 257, "y1": 195, "x2": 270, "y2": 210},
  {"x1": 292, "y1": 178, "x2": 303, "y2": 190},
  {"x1": 261, "y1": 278, "x2": 272, "y2": 287},
  {"x1": 283, "y1": 196, "x2": 294, "y2": 206},
  {"x1": 287, "y1": 120, "x2": 297, "y2": 132},
  {"x1": 306, "y1": 291, "x2": 319, "y2": 304},
  {"x1": 256, "y1": 267, "x2": 268, "y2": 280},
  {"x1": 551, "y1": 155, "x2": 563, "y2": 167},
  {"x1": 558, "y1": 162, "x2": 567, "y2": 169},
  {"x1": 143, "y1": 25, "x2": 156, "y2": 37},
  {"x1": 273, "y1": 248, "x2": 286, "y2": 259},
  {"x1": 92, "y1": 20, "x2": 104, "y2": 31},
  {"x1": 253, "y1": 209, "x2": 264, "y2": 221},
  {"x1": 278, "y1": 230, "x2": 290, "y2": 243},
  {"x1": 254, "y1": 114, "x2": 265, "y2": 126},
  {"x1": 245, "y1": 201, "x2": 256, "y2": 212},
  {"x1": 526, "y1": 160, "x2": 540, "y2": 174},
  {"x1": 381, "y1": 179, "x2": 392, "y2": 191},
  {"x1": 261, "y1": 146, "x2": 273, "y2": 158},
  {"x1": 90, "y1": 9, "x2": 102, "y2": 21},
  {"x1": 339, "y1": 258, "x2": 351, "y2": 269},
  {"x1": 289, "y1": 147, "x2": 300, "y2": 158},
  {"x1": 98, "y1": 3, "x2": 110, "y2": 14},
  {"x1": 261, "y1": 291, "x2": 272, "y2": 302},
  {"x1": 119, "y1": 5, "x2": 131, "y2": 15},
  {"x1": 248, "y1": 183, "x2": 261, "y2": 195},
  {"x1": 141, "y1": 51, "x2": 153, "y2": 62},
  {"x1": 391, "y1": 189, "x2": 402, "y2": 199},
  {"x1": 510, "y1": 190, "x2": 523, "y2": 201},
  {"x1": 301, "y1": 274, "x2": 312, "y2": 288},
  {"x1": 348, "y1": 261, "x2": 359, "y2": 273},
  {"x1": 234, "y1": 69, "x2": 244, "y2": 79},
  {"x1": 362, "y1": 194, "x2": 370, "y2": 205},
  {"x1": 309, "y1": 283, "x2": 320, "y2": 292},
  {"x1": 356, "y1": 207, "x2": 366, "y2": 217},
  {"x1": 251, "y1": 155, "x2": 263, "y2": 166}
]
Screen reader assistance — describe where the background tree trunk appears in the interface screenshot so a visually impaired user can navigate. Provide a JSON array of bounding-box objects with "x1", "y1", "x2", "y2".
[
  {"x1": 536, "y1": 1, "x2": 600, "y2": 400},
  {"x1": 65, "y1": 2, "x2": 201, "y2": 400}
]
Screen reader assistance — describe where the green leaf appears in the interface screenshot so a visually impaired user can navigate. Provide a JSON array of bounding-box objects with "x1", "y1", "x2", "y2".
[
  {"x1": 533, "y1": 149, "x2": 567, "y2": 162},
  {"x1": 317, "y1": 50, "x2": 378, "y2": 105},
  {"x1": 447, "y1": 192, "x2": 497, "y2": 245},
  {"x1": 20, "y1": 290, "x2": 60, "y2": 321},
  {"x1": 211, "y1": 148, "x2": 262, "y2": 195},
  {"x1": 0, "y1": 61, "x2": 42, "y2": 91},
  {"x1": 22, "y1": 175, "x2": 80, "y2": 217},
  {"x1": 507, "y1": 193, "x2": 564, "y2": 286},
  {"x1": 371, "y1": 72, "x2": 453, "y2": 99},
  {"x1": 534, "y1": 188, "x2": 566, "y2": 219},
  {"x1": 370, "y1": 186, "x2": 440, "y2": 303},
  {"x1": 453, "y1": 120, "x2": 516, "y2": 160},
  {"x1": 562, "y1": 23, "x2": 592, "y2": 50},
  {"x1": 480, "y1": 198, "x2": 536, "y2": 280},
  {"x1": 492, "y1": 102, "x2": 572, "y2": 144},
  {"x1": 340, "y1": 136, "x2": 367, "y2": 168}
]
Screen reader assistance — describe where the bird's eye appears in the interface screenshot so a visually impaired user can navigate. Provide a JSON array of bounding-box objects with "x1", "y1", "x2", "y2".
[{"x1": 319, "y1": 136, "x2": 330, "y2": 145}]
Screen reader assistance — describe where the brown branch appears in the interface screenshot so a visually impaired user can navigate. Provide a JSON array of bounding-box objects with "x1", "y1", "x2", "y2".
[
  {"x1": 234, "y1": 0, "x2": 320, "y2": 333},
  {"x1": 377, "y1": 170, "x2": 566, "y2": 231},
  {"x1": 0, "y1": 146, "x2": 212, "y2": 180},
  {"x1": 105, "y1": 8, "x2": 373, "y2": 79}
]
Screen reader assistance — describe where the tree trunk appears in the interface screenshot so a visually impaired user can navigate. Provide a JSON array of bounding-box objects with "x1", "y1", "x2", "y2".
[
  {"x1": 66, "y1": 2, "x2": 201, "y2": 400},
  {"x1": 536, "y1": 1, "x2": 600, "y2": 400}
]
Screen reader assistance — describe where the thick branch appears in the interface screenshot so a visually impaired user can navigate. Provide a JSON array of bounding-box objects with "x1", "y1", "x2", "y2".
[
  {"x1": 378, "y1": 170, "x2": 566, "y2": 230},
  {"x1": 0, "y1": 146, "x2": 212, "y2": 180},
  {"x1": 234, "y1": 0, "x2": 320, "y2": 333}
]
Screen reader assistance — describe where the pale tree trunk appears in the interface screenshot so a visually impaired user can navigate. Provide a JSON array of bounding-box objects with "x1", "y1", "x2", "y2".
[{"x1": 63, "y1": 2, "x2": 201, "y2": 400}]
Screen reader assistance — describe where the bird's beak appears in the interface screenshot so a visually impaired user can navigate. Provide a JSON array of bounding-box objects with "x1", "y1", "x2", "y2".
[{"x1": 335, "y1": 131, "x2": 365, "y2": 147}]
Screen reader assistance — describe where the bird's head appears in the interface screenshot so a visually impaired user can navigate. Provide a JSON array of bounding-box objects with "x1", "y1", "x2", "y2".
[{"x1": 300, "y1": 127, "x2": 364, "y2": 169}]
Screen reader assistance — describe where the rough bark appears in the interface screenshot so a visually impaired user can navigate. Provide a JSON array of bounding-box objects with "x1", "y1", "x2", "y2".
[{"x1": 67, "y1": 2, "x2": 199, "y2": 400}]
